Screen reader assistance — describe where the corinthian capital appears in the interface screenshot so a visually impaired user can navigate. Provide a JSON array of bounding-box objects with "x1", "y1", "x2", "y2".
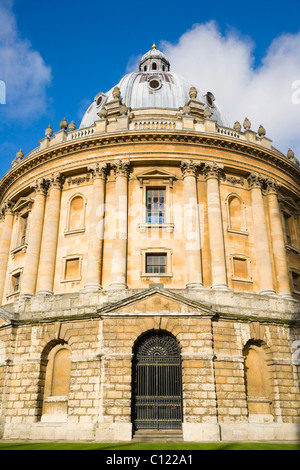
[
  {"x1": 203, "y1": 162, "x2": 224, "y2": 181},
  {"x1": 88, "y1": 162, "x2": 109, "y2": 181},
  {"x1": 264, "y1": 177, "x2": 280, "y2": 195},
  {"x1": 112, "y1": 160, "x2": 131, "y2": 179},
  {"x1": 47, "y1": 172, "x2": 65, "y2": 190},
  {"x1": 247, "y1": 172, "x2": 266, "y2": 190},
  {"x1": 31, "y1": 178, "x2": 48, "y2": 195},
  {"x1": 180, "y1": 160, "x2": 199, "y2": 178},
  {"x1": 1, "y1": 200, "x2": 14, "y2": 217}
]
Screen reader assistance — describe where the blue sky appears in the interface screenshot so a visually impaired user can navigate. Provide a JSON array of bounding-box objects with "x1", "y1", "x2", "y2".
[{"x1": 0, "y1": 0, "x2": 300, "y2": 177}]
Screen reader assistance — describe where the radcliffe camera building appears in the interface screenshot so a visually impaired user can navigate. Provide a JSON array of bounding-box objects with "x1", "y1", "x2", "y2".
[{"x1": 0, "y1": 45, "x2": 299, "y2": 442}]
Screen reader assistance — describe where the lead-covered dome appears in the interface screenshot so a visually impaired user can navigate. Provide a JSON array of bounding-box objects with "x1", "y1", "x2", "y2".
[{"x1": 80, "y1": 45, "x2": 228, "y2": 128}]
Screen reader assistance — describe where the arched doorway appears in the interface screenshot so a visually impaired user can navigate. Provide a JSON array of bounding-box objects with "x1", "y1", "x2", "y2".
[{"x1": 132, "y1": 331, "x2": 183, "y2": 431}]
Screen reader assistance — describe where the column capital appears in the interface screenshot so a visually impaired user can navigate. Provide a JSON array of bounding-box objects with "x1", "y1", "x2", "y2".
[
  {"x1": 30, "y1": 178, "x2": 48, "y2": 196},
  {"x1": 112, "y1": 160, "x2": 131, "y2": 179},
  {"x1": 88, "y1": 162, "x2": 109, "y2": 181},
  {"x1": 247, "y1": 172, "x2": 266, "y2": 190},
  {"x1": 47, "y1": 172, "x2": 65, "y2": 190},
  {"x1": 264, "y1": 177, "x2": 280, "y2": 195},
  {"x1": 180, "y1": 160, "x2": 199, "y2": 178},
  {"x1": 1, "y1": 200, "x2": 14, "y2": 217},
  {"x1": 203, "y1": 162, "x2": 224, "y2": 181}
]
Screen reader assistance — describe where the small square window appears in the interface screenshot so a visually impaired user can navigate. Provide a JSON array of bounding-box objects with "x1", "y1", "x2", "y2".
[{"x1": 146, "y1": 254, "x2": 167, "y2": 274}]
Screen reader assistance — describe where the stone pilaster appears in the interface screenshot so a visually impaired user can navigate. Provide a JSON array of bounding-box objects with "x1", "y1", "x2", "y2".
[
  {"x1": 109, "y1": 160, "x2": 130, "y2": 290},
  {"x1": 247, "y1": 172, "x2": 275, "y2": 295},
  {"x1": 180, "y1": 160, "x2": 203, "y2": 289},
  {"x1": 204, "y1": 162, "x2": 228, "y2": 290},
  {"x1": 21, "y1": 179, "x2": 47, "y2": 298},
  {"x1": 84, "y1": 163, "x2": 108, "y2": 292},
  {"x1": 0, "y1": 202, "x2": 14, "y2": 304},
  {"x1": 37, "y1": 173, "x2": 64, "y2": 295},
  {"x1": 265, "y1": 178, "x2": 292, "y2": 298}
]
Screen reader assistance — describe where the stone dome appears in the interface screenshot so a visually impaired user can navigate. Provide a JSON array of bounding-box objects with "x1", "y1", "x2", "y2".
[{"x1": 80, "y1": 46, "x2": 228, "y2": 128}]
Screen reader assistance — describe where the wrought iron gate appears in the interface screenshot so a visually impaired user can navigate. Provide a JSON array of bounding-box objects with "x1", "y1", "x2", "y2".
[{"x1": 132, "y1": 333, "x2": 183, "y2": 430}]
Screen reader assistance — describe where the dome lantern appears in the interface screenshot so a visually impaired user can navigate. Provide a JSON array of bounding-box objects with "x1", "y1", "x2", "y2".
[{"x1": 139, "y1": 44, "x2": 170, "y2": 72}]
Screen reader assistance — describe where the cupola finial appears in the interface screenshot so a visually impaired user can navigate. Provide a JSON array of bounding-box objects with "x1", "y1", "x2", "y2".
[{"x1": 152, "y1": 43, "x2": 157, "y2": 50}]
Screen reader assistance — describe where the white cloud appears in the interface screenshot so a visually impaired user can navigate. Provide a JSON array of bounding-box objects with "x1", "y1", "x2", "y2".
[
  {"x1": 0, "y1": 0, "x2": 52, "y2": 122},
  {"x1": 159, "y1": 22, "x2": 300, "y2": 157}
]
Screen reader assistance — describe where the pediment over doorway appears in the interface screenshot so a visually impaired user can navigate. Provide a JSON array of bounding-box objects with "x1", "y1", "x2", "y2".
[{"x1": 98, "y1": 288, "x2": 215, "y2": 317}]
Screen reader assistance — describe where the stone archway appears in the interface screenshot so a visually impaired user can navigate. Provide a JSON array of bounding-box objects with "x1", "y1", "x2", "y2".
[{"x1": 132, "y1": 331, "x2": 183, "y2": 431}]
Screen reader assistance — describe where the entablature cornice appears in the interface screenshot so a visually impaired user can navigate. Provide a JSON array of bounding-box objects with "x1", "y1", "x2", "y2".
[{"x1": 0, "y1": 130, "x2": 300, "y2": 203}]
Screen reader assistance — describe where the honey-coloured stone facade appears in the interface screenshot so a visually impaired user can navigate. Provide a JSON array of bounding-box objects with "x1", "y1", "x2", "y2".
[{"x1": 0, "y1": 46, "x2": 299, "y2": 442}]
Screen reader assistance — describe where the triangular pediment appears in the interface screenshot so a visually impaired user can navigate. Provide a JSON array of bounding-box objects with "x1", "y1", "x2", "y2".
[
  {"x1": 137, "y1": 168, "x2": 176, "y2": 180},
  {"x1": 98, "y1": 288, "x2": 214, "y2": 316},
  {"x1": 13, "y1": 197, "x2": 34, "y2": 213}
]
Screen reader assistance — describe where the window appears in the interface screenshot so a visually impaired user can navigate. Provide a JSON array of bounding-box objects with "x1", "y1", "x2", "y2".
[
  {"x1": 146, "y1": 254, "x2": 167, "y2": 274},
  {"x1": 12, "y1": 272, "x2": 21, "y2": 293},
  {"x1": 292, "y1": 272, "x2": 300, "y2": 292},
  {"x1": 152, "y1": 62, "x2": 157, "y2": 70},
  {"x1": 284, "y1": 214, "x2": 292, "y2": 245},
  {"x1": 147, "y1": 189, "x2": 165, "y2": 223},
  {"x1": 17, "y1": 213, "x2": 29, "y2": 246},
  {"x1": 141, "y1": 248, "x2": 173, "y2": 278}
]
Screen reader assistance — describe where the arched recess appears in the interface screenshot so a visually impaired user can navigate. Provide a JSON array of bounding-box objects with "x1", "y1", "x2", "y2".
[
  {"x1": 226, "y1": 193, "x2": 247, "y2": 233},
  {"x1": 243, "y1": 341, "x2": 273, "y2": 420},
  {"x1": 66, "y1": 194, "x2": 86, "y2": 233},
  {"x1": 132, "y1": 330, "x2": 183, "y2": 431},
  {"x1": 38, "y1": 341, "x2": 72, "y2": 422}
]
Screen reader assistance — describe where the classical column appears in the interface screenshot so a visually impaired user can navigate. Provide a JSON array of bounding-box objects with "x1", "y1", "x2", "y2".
[
  {"x1": 0, "y1": 202, "x2": 14, "y2": 303},
  {"x1": 109, "y1": 160, "x2": 130, "y2": 290},
  {"x1": 181, "y1": 160, "x2": 203, "y2": 289},
  {"x1": 20, "y1": 179, "x2": 47, "y2": 298},
  {"x1": 37, "y1": 173, "x2": 64, "y2": 295},
  {"x1": 204, "y1": 162, "x2": 228, "y2": 290},
  {"x1": 265, "y1": 178, "x2": 292, "y2": 298},
  {"x1": 247, "y1": 172, "x2": 275, "y2": 295},
  {"x1": 84, "y1": 163, "x2": 108, "y2": 292}
]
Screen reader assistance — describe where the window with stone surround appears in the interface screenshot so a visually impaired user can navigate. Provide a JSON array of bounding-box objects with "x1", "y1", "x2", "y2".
[
  {"x1": 61, "y1": 255, "x2": 82, "y2": 282},
  {"x1": 137, "y1": 169, "x2": 175, "y2": 233},
  {"x1": 147, "y1": 189, "x2": 165, "y2": 224},
  {"x1": 141, "y1": 248, "x2": 173, "y2": 278},
  {"x1": 11, "y1": 271, "x2": 21, "y2": 294}
]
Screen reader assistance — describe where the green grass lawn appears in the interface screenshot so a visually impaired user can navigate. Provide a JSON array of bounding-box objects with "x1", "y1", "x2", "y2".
[{"x1": 0, "y1": 442, "x2": 299, "y2": 450}]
